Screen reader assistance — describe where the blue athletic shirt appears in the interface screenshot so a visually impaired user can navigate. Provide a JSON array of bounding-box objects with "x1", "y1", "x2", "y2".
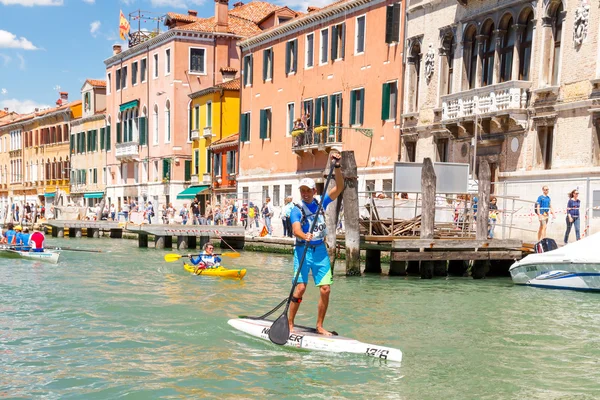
[
  {"x1": 5, "y1": 229, "x2": 16, "y2": 245},
  {"x1": 290, "y1": 193, "x2": 332, "y2": 245},
  {"x1": 536, "y1": 195, "x2": 551, "y2": 214}
]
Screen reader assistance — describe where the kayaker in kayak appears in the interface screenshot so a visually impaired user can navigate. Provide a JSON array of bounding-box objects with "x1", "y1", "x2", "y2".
[
  {"x1": 289, "y1": 152, "x2": 344, "y2": 336},
  {"x1": 29, "y1": 228, "x2": 45, "y2": 252},
  {"x1": 188, "y1": 243, "x2": 221, "y2": 272}
]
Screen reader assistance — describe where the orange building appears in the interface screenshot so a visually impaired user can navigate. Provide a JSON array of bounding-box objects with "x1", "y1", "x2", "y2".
[{"x1": 238, "y1": 0, "x2": 405, "y2": 215}]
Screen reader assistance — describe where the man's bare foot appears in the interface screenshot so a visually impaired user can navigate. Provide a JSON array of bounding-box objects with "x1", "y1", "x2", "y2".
[{"x1": 316, "y1": 326, "x2": 333, "y2": 336}]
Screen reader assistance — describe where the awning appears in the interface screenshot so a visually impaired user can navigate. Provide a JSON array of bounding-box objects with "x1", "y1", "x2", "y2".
[
  {"x1": 176, "y1": 185, "x2": 210, "y2": 200},
  {"x1": 119, "y1": 99, "x2": 139, "y2": 112},
  {"x1": 84, "y1": 192, "x2": 104, "y2": 199},
  {"x1": 44, "y1": 192, "x2": 56, "y2": 198}
]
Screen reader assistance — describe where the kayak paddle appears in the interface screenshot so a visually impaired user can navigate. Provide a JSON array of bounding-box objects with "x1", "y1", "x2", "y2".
[
  {"x1": 268, "y1": 161, "x2": 337, "y2": 346},
  {"x1": 164, "y1": 252, "x2": 240, "y2": 262}
]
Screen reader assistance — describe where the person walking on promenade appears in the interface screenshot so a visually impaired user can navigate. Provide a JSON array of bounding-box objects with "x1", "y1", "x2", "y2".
[
  {"x1": 240, "y1": 203, "x2": 249, "y2": 230},
  {"x1": 204, "y1": 200, "x2": 213, "y2": 225},
  {"x1": 282, "y1": 197, "x2": 294, "y2": 237},
  {"x1": 288, "y1": 153, "x2": 344, "y2": 336},
  {"x1": 564, "y1": 189, "x2": 581, "y2": 244},
  {"x1": 536, "y1": 185, "x2": 555, "y2": 241},
  {"x1": 262, "y1": 197, "x2": 274, "y2": 235},
  {"x1": 488, "y1": 197, "x2": 499, "y2": 239}
]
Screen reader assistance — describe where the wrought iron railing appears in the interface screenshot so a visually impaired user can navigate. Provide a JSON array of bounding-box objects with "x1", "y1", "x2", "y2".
[{"x1": 292, "y1": 124, "x2": 343, "y2": 150}]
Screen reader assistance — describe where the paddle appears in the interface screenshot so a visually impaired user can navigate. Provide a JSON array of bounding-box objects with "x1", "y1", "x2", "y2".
[
  {"x1": 45, "y1": 246, "x2": 102, "y2": 253},
  {"x1": 268, "y1": 160, "x2": 338, "y2": 346},
  {"x1": 163, "y1": 252, "x2": 240, "y2": 262}
]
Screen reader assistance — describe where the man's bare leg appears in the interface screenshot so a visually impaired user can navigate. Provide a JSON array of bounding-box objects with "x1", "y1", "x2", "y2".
[
  {"x1": 316, "y1": 285, "x2": 332, "y2": 336},
  {"x1": 288, "y1": 283, "x2": 306, "y2": 333}
]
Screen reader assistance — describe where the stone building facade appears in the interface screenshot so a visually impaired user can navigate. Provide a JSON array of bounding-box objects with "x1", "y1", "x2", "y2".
[{"x1": 403, "y1": 0, "x2": 600, "y2": 240}]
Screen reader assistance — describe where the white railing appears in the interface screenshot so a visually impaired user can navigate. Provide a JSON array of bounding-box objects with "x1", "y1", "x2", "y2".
[
  {"x1": 441, "y1": 81, "x2": 532, "y2": 121},
  {"x1": 203, "y1": 127, "x2": 212, "y2": 139},
  {"x1": 115, "y1": 141, "x2": 139, "y2": 159},
  {"x1": 202, "y1": 173, "x2": 212, "y2": 184},
  {"x1": 191, "y1": 129, "x2": 200, "y2": 140}
]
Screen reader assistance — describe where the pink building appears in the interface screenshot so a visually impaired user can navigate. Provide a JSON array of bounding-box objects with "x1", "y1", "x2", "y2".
[
  {"x1": 103, "y1": 1, "x2": 297, "y2": 215},
  {"x1": 237, "y1": 0, "x2": 406, "y2": 221}
]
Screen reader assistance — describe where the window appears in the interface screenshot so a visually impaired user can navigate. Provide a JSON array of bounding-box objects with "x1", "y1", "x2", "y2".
[
  {"x1": 141, "y1": 58, "x2": 147, "y2": 82},
  {"x1": 519, "y1": 12, "x2": 534, "y2": 80},
  {"x1": 538, "y1": 126, "x2": 554, "y2": 169},
  {"x1": 259, "y1": 108, "x2": 272, "y2": 139},
  {"x1": 213, "y1": 153, "x2": 222, "y2": 176},
  {"x1": 329, "y1": 93, "x2": 343, "y2": 140},
  {"x1": 382, "y1": 179, "x2": 392, "y2": 195},
  {"x1": 436, "y1": 138, "x2": 448, "y2": 162},
  {"x1": 93, "y1": 168, "x2": 98, "y2": 184},
  {"x1": 262, "y1": 185, "x2": 269, "y2": 204},
  {"x1": 464, "y1": 25, "x2": 478, "y2": 90},
  {"x1": 107, "y1": 73, "x2": 111, "y2": 94},
  {"x1": 350, "y1": 88, "x2": 365, "y2": 126},
  {"x1": 243, "y1": 54, "x2": 253, "y2": 86},
  {"x1": 190, "y1": 48, "x2": 206, "y2": 74},
  {"x1": 263, "y1": 48, "x2": 273, "y2": 81},
  {"x1": 273, "y1": 185, "x2": 280, "y2": 207},
  {"x1": 132, "y1": 61, "x2": 138, "y2": 86},
  {"x1": 194, "y1": 149, "x2": 199, "y2": 175},
  {"x1": 165, "y1": 48, "x2": 171, "y2": 75},
  {"x1": 285, "y1": 184, "x2": 292, "y2": 199},
  {"x1": 122, "y1": 66, "x2": 128, "y2": 89},
  {"x1": 116, "y1": 69, "x2": 121, "y2": 91},
  {"x1": 551, "y1": 4, "x2": 563, "y2": 85},
  {"x1": 286, "y1": 39, "x2": 298, "y2": 74},
  {"x1": 481, "y1": 22, "x2": 495, "y2": 87},
  {"x1": 385, "y1": 3, "x2": 401, "y2": 44},
  {"x1": 500, "y1": 17, "x2": 515, "y2": 82},
  {"x1": 441, "y1": 32, "x2": 455, "y2": 96},
  {"x1": 162, "y1": 159, "x2": 171, "y2": 181},
  {"x1": 320, "y1": 29, "x2": 329, "y2": 64},
  {"x1": 406, "y1": 141, "x2": 416, "y2": 162},
  {"x1": 226, "y1": 150, "x2": 236, "y2": 174},
  {"x1": 153, "y1": 105, "x2": 159, "y2": 145},
  {"x1": 206, "y1": 102, "x2": 212, "y2": 128},
  {"x1": 331, "y1": 23, "x2": 345, "y2": 61},
  {"x1": 303, "y1": 99, "x2": 313, "y2": 128},
  {"x1": 305, "y1": 33, "x2": 314, "y2": 68},
  {"x1": 287, "y1": 103, "x2": 295, "y2": 134},
  {"x1": 365, "y1": 179, "x2": 375, "y2": 193},
  {"x1": 356, "y1": 15, "x2": 366, "y2": 54},
  {"x1": 84, "y1": 92, "x2": 91, "y2": 111},
  {"x1": 243, "y1": 187, "x2": 249, "y2": 204},
  {"x1": 153, "y1": 53, "x2": 159, "y2": 78},
  {"x1": 240, "y1": 112, "x2": 250, "y2": 142},
  {"x1": 408, "y1": 42, "x2": 421, "y2": 112},
  {"x1": 164, "y1": 101, "x2": 171, "y2": 143},
  {"x1": 314, "y1": 96, "x2": 328, "y2": 127},
  {"x1": 381, "y1": 81, "x2": 397, "y2": 121},
  {"x1": 206, "y1": 148, "x2": 211, "y2": 173}
]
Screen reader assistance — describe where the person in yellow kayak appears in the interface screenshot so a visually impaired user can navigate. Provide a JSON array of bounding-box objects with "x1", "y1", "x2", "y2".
[{"x1": 188, "y1": 243, "x2": 222, "y2": 272}]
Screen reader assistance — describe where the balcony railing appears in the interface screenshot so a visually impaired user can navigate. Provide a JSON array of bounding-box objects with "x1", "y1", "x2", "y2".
[
  {"x1": 441, "y1": 80, "x2": 532, "y2": 121},
  {"x1": 115, "y1": 141, "x2": 140, "y2": 159},
  {"x1": 191, "y1": 129, "x2": 200, "y2": 140},
  {"x1": 202, "y1": 173, "x2": 212, "y2": 185},
  {"x1": 292, "y1": 124, "x2": 343, "y2": 152},
  {"x1": 203, "y1": 127, "x2": 213, "y2": 139}
]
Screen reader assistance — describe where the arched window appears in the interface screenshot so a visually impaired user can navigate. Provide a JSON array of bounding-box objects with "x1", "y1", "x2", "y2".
[
  {"x1": 165, "y1": 100, "x2": 171, "y2": 143},
  {"x1": 153, "y1": 104, "x2": 159, "y2": 145},
  {"x1": 551, "y1": 3, "x2": 563, "y2": 85},
  {"x1": 500, "y1": 17, "x2": 516, "y2": 82},
  {"x1": 481, "y1": 21, "x2": 495, "y2": 86},
  {"x1": 441, "y1": 32, "x2": 455, "y2": 95},
  {"x1": 463, "y1": 25, "x2": 478, "y2": 90},
  {"x1": 519, "y1": 10, "x2": 534, "y2": 80}
]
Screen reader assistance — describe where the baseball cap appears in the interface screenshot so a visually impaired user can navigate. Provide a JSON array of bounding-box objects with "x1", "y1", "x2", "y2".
[
  {"x1": 15, "y1": 225, "x2": 22, "y2": 231},
  {"x1": 299, "y1": 178, "x2": 316, "y2": 189}
]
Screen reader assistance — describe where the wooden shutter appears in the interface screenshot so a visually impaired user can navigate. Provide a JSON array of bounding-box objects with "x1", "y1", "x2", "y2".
[
  {"x1": 162, "y1": 159, "x2": 170, "y2": 180},
  {"x1": 340, "y1": 23, "x2": 346, "y2": 59},
  {"x1": 240, "y1": 113, "x2": 248, "y2": 142},
  {"x1": 350, "y1": 90, "x2": 356, "y2": 125},
  {"x1": 315, "y1": 98, "x2": 321, "y2": 125},
  {"x1": 331, "y1": 25, "x2": 338, "y2": 60},
  {"x1": 381, "y1": 83, "x2": 391, "y2": 120},
  {"x1": 285, "y1": 42, "x2": 291, "y2": 74},
  {"x1": 259, "y1": 109, "x2": 267, "y2": 139},
  {"x1": 293, "y1": 39, "x2": 298, "y2": 72},
  {"x1": 249, "y1": 55, "x2": 253, "y2": 85},
  {"x1": 70, "y1": 134, "x2": 75, "y2": 154},
  {"x1": 107, "y1": 125, "x2": 111, "y2": 150},
  {"x1": 140, "y1": 117, "x2": 147, "y2": 145},
  {"x1": 263, "y1": 49, "x2": 269, "y2": 80},
  {"x1": 385, "y1": 5, "x2": 393, "y2": 44},
  {"x1": 116, "y1": 122, "x2": 121, "y2": 144},
  {"x1": 392, "y1": 3, "x2": 401, "y2": 42},
  {"x1": 322, "y1": 96, "x2": 328, "y2": 126},
  {"x1": 100, "y1": 127, "x2": 105, "y2": 151},
  {"x1": 184, "y1": 160, "x2": 191, "y2": 181},
  {"x1": 359, "y1": 88, "x2": 365, "y2": 125}
]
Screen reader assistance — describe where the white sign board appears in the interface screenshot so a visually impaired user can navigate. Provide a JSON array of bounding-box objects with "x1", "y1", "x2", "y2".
[{"x1": 393, "y1": 162, "x2": 470, "y2": 194}]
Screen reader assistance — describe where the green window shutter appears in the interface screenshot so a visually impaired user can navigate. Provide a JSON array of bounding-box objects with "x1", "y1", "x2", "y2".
[
  {"x1": 116, "y1": 122, "x2": 121, "y2": 144},
  {"x1": 263, "y1": 49, "x2": 268, "y2": 80},
  {"x1": 128, "y1": 120, "x2": 133, "y2": 142},
  {"x1": 331, "y1": 25, "x2": 338, "y2": 60},
  {"x1": 350, "y1": 90, "x2": 357, "y2": 125},
  {"x1": 259, "y1": 109, "x2": 267, "y2": 139},
  {"x1": 285, "y1": 42, "x2": 291, "y2": 74},
  {"x1": 184, "y1": 160, "x2": 191, "y2": 181},
  {"x1": 392, "y1": 3, "x2": 401, "y2": 42},
  {"x1": 329, "y1": 95, "x2": 336, "y2": 125},
  {"x1": 381, "y1": 83, "x2": 391, "y2": 120},
  {"x1": 107, "y1": 125, "x2": 111, "y2": 150},
  {"x1": 139, "y1": 117, "x2": 147, "y2": 145},
  {"x1": 293, "y1": 39, "x2": 298, "y2": 72},
  {"x1": 359, "y1": 88, "x2": 365, "y2": 125},
  {"x1": 385, "y1": 6, "x2": 393, "y2": 44},
  {"x1": 162, "y1": 159, "x2": 170, "y2": 180},
  {"x1": 123, "y1": 121, "x2": 127, "y2": 143},
  {"x1": 315, "y1": 98, "x2": 321, "y2": 126},
  {"x1": 249, "y1": 55, "x2": 253, "y2": 85},
  {"x1": 70, "y1": 134, "x2": 74, "y2": 154},
  {"x1": 188, "y1": 108, "x2": 192, "y2": 140},
  {"x1": 340, "y1": 24, "x2": 346, "y2": 59},
  {"x1": 322, "y1": 96, "x2": 328, "y2": 126},
  {"x1": 100, "y1": 128, "x2": 105, "y2": 151},
  {"x1": 240, "y1": 113, "x2": 248, "y2": 142}
]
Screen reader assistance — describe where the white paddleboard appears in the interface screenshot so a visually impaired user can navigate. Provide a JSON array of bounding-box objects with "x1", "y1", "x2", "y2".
[{"x1": 228, "y1": 317, "x2": 402, "y2": 363}]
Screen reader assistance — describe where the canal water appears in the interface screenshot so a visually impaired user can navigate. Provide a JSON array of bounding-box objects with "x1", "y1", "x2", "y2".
[{"x1": 2, "y1": 238, "x2": 600, "y2": 399}]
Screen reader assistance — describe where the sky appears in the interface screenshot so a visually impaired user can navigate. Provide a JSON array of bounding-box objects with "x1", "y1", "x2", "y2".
[{"x1": 0, "y1": 0, "x2": 328, "y2": 114}]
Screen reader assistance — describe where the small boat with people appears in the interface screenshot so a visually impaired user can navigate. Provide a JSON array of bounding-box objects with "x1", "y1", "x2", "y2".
[
  {"x1": 0, "y1": 247, "x2": 60, "y2": 264},
  {"x1": 509, "y1": 232, "x2": 600, "y2": 292}
]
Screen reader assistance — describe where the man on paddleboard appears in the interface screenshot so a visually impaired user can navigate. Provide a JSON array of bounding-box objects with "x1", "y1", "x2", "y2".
[{"x1": 289, "y1": 152, "x2": 344, "y2": 336}]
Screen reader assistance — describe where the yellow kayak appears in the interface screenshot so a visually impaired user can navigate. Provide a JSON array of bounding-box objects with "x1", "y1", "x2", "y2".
[{"x1": 183, "y1": 263, "x2": 246, "y2": 279}]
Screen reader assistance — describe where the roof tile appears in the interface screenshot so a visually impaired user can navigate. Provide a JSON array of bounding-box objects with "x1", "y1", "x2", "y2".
[{"x1": 86, "y1": 79, "x2": 106, "y2": 88}]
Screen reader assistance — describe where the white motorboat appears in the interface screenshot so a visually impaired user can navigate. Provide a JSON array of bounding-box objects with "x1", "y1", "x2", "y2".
[{"x1": 509, "y1": 233, "x2": 600, "y2": 292}]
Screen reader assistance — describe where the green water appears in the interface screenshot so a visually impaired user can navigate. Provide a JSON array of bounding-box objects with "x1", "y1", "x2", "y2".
[{"x1": 2, "y1": 238, "x2": 600, "y2": 399}]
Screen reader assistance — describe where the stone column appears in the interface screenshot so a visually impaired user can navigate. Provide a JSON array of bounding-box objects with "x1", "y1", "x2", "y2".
[
  {"x1": 475, "y1": 35, "x2": 487, "y2": 89},
  {"x1": 512, "y1": 24, "x2": 525, "y2": 80},
  {"x1": 493, "y1": 29, "x2": 505, "y2": 85}
]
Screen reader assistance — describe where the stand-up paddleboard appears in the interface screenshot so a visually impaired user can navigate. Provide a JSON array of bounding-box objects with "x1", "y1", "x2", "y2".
[{"x1": 228, "y1": 317, "x2": 402, "y2": 362}]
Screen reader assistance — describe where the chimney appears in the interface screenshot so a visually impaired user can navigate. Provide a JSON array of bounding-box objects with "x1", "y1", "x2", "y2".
[
  {"x1": 188, "y1": 9, "x2": 198, "y2": 17},
  {"x1": 220, "y1": 67, "x2": 237, "y2": 82},
  {"x1": 233, "y1": 1, "x2": 244, "y2": 7},
  {"x1": 307, "y1": 6, "x2": 320, "y2": 12},
  {"x1": 60, "y1": 92, "x2": 68, "y2": 102},
  {"x1": 215, "y1": 0, "x2": 229, "y2": 32},
  {"x1": 35, "y1": 108, "x2": 39, "y2": 112},
  {"x1": 113, "y1": 44, "x2": 122, "y2": 55}
]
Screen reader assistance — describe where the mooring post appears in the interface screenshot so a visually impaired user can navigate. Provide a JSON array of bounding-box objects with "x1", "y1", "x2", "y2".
[
  {"x1": 56, "y1": 228, "x2": 64, "y2": 238},
  {"x1": 325, "y1": 153, "x2": 343, "y2": 272},
  {"x1": 164, "y1": 235, "x2": 173, "y2": 249},
  {"x1": 476, "y1": 159, "x2": 491, "y2": 241},
  {"x1": 155, "y1": 235, "x2": 165, "y2": 249},
  {"x1": 87, "y1": 228, "x2": 97, "y2": 238},
  {"x1": 420, "y1": 158, "x2": 436, "y2": 279},
  {"x1": 139, "y1": 233, "x2": 148, "y2": 248},
  {"x1": 188, "y1": 236, "x2": 197, "y2": 249},
  {"x1": 177, "y1": 236, "x2": 188, "y2": 250},
  {"x1": 364, "y1": 249, "x2": 382, "y2": 273},
  {"x1": 341, "y1": 151, "x2": 360, "y2": 276}
]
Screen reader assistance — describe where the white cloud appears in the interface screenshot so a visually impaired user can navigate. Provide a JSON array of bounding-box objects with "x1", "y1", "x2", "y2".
[
  {"x1": 149, "y1": 0, "x2": 204, "y2": 8},
  {"x1": 1, "y1": 89, "x2": 7, "y2": 95},
  {"x1": 121, "y1": 0, "x2": 135, "y2": 5},
  {"x1": 0, "y1": 53, "x2": 11, "y2": 66},
  {"x1": 0, "y1": 30, "x2": 38, "y2": 50},
  {"x1": 53, "y1": 85, "x2": 61, "y2": 91},
  {"x1": 83, "y1": 0, "x2": 95, "y2": 3},
  {"x1": 0, "y1": 0, "x2": 63, "y2": 5},
  {"x1": 90, "y1": 21, "x2": 101, "y2": 37},
  {"x1": 0, "y1": 99, "x2": 51, "y2": 114},
  {"x1": 16, "y1": 54, "x2": 25, "y2": 70}
]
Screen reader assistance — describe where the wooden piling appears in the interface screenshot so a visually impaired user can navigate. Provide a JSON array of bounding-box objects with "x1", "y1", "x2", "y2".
[
  {"x1": 177, "y1": 236, "x2": 188, "y2": 250},
  {"x1": 188, "y1": 236, "x2": 197, "y2": 249},
  {"x1": 420, "y1": 158, "x2": 436, "y2": 279},
  {"x1": 164, "y1": 235, "x2": 173, "y2": 249},
  {"x1": 139, "y1": 233, "x2": 148, "y2": 248},
  {"x1": 389, "y1": 260, "x2": 407, "y2": 276},
  {"x1": 476, "y1": 159, "x2": 491, "y2": 241},
  {"x1": 199, "y1": 235, "x2": 209, "y2": 248},
  {"x1": 364, "y1": 249, "x2": 382, "y2": 273},
  {"x1": 155, "y1": 235, "x2": 165, "y2": 249},
  {"x1": 341, "y1": 151, "x2": 360, "y2": 276},
  {"x1": 109, "y1": 229, "x2": 122, "y2": 239}
]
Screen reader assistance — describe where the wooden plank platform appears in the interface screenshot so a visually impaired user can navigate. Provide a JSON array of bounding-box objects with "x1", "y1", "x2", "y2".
[
  {"x1": 44, "y1": 220, "x2": 123, "y2": 229},
  {"x1": 392, "y1": 239, "x2": 522, "y2": 250},
  {"x1": 391, "y1": 250, "x2": 522, "y2": 261},
  {"x1": 126, "y1": 224, "x2": 245, "y2": 238}
]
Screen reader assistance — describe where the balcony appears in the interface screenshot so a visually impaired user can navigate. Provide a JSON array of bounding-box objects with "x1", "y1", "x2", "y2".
[
  {"x1": 203, "y1": 127, "x2": 213, "y2": 139},
  {"x1": 115, "y1": 141, "x2": 140, "y2": 160},
  {"x1": 202, "y1": 173, "x2": 212, "y2": 185},
  {"x1": 292, "y1": 125, "x2": 343, "y2": 154},
  {"x1": 191, "y1": 129, "x2": 200, "y2": 140},
  {"x1": 441, "y1": 81, "x2": 532, "y2": 127}
]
